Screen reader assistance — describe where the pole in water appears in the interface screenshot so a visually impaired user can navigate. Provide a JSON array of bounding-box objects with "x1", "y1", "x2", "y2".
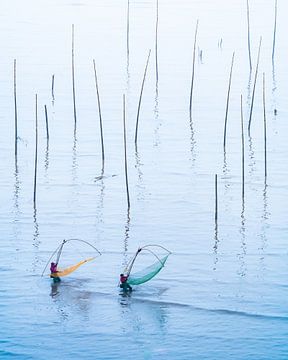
[
  {"x1": 33, "y1": 94, "x2": 38, "y2": 207},
  {"x1": 44, "y1": 105, "x2": 49, "y2": 140},
  {"x1": 189, "y1": 19, "x2": 199, "y2": 118},
  {"x1": 240, "y1": 95, "x2": 245, "y2": 200},
  {"x1": 155, "y1": 0, "x2": 159, "y2": 83},
  {"x1": 123, "y1": 94, "x2": 130, "y2": 209},
  {"x1": 263, "y1": 73, "x2": 267, "y2": 179},
  {"x1": 248, "y1": 37, "x2": 262, "y2": 134},
  {"x1": 14, "y1": 59, "x2": 18, "y2": 157},
  {"x1": 246, "y1": 0, "x2": 252, "y2": 71},
  {"x1": 93, "y1": 60, "x2": 105, "y2": 173},
  {"x1": 215, "y1": 174, "x2": 218, "y2": 224},
  {"x1": 71, "y1": 24, "x2": 77, "y2": 126},
  {"x1": 51, "y1": 74, "x2": 55, "y2": 100},
  {"x1": 134, "y1": 49, "x2": 151, "y2": 145},
  {"x1": 127, "y1": 0, "x2": 130, "y2": 59},
  {"x1": 272, "y1": 0, "x2": 277, "y2": 61},
  {"x1": 223, "y1": 51, "x2": 235, "y2": 151}
]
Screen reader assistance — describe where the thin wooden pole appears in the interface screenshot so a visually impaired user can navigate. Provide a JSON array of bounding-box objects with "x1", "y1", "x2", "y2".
[
  {"x1": 215, "y1": 174, "x2": 218, "y2": 224},
  {"x1": 14, "y1": 59, "x2": 18, "y2": 157},
  {"x1": 135, "y1": 49, "x2": 151, "y2": 145},
  {"x1": 123, "y1": 94, "x2": 130, "y2": 208},
  {"x1": 246, "y1": 0, "x2": 252, "y2": 71},
  {"x1": 127, "y1": 0, "x2": 130, "y2": 58},
  {"x1": 240, "y1": 95, "x2": 245, "y2": 199},
  {"x1": 33, "y1": 94, "x2": 38, "y2": 207},
  {"x1": 189, "y1": 20, "x2": 199, "y2": 117},
  {"x1": 263, "y1": 73, "x2": 267, "y2": 179},
  {"x1": 72, "y1": 24, "x2": 77, "y2": 126},
  {"x1": 272, "y1": 0, "x2": 277, "y2": 61},
  {"x1": 248, "y1": 37, "x2": 262, "y2": 134},
  {"x1": 93, "y1": 60, "x2": 105, "y2": 172},
  {"x1": 44, "y1": 105, "x2": 49, "y2": 140},
  {"x1": 155, "y1": 0, "x2": 159, "y2": 83},
  {"x1": 223, "y1": 51, "x2": 235, "y2": 150},
  {"x1": 51, "y1": 74, "x2": 55, "y2": 100}
]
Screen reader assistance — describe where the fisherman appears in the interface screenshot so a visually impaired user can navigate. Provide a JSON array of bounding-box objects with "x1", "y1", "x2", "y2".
[
  {"x1": 50, "y1": 262, "x2": 61, "y2": 282},
  {"x1": 119, "y1": 273, "x2": 132, "y2": 291}
]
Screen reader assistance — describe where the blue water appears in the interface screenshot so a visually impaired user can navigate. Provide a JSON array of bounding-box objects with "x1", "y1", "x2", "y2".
[{"x1": 1, "y1": 0, "x2": 288, "y2": 358}]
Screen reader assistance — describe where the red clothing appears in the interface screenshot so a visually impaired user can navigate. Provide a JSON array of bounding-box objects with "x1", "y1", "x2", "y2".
[
  {"x1": 120, "y1": 275, "x2": 128, "y2": 283},
  {"x1": 50, "y1": 263, "x2": 58, "y2": 273}
]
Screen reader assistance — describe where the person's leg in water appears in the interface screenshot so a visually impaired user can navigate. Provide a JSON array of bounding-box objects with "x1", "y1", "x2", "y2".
[{"x1": 120, "y1": 282, "x2": 132, "y2": 291}]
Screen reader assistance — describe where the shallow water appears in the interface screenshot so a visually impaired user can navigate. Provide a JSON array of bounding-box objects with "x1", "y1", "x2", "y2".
[{"x1": 1, "y1": 0, "x2": 288, "y2": 359}]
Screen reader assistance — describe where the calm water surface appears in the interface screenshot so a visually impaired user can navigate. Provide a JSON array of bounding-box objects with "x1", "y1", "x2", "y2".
[{"x1": 0, "y1": 0, "x2": 288, "y2": 359}]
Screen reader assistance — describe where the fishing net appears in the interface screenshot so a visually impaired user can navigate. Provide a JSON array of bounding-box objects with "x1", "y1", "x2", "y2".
[
  {"x1": 50, "y1": 257, "x2": 95, "y2": 278},
  {"x1": 127, "y1": 254, "x2": 169, "y2": 286}
]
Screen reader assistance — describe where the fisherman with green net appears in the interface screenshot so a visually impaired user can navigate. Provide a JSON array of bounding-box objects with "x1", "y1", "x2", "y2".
[{"x1": 119, "y1": 273, "x2": 132, "y2": 291}]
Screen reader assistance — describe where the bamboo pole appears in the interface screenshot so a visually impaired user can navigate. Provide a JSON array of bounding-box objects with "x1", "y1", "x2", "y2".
[
  {"x1": 33, "y1": 94, "x2": 38, "y2": 207},
  {"x1": 263, "y1": 73, "x2": 267, "y2": 179},
  {"x1": 127, "y1": 0, "x2": 130, "y2": 59},
  {"x1": 246, "y1": 0, "x2": 252, "y2": 71},
  {"x1": 155, "y1": 0, "x2": 159, "y2": 83},
  {"x1": 215, "y1": 174, "x2": 218, "y2": 224},
  {"x1": 123, "y1": 94, "x2": 130, "y2": 208},
  {"x1": 93, "y1": 60, "x2": 105, "y2": 172},
  {"x1": 240, "y1": 95, "x2": 245, "y2": 199},
  {"x1": 72, "y1": 24, "x2": 77, "y2": 126},
  {"x1": 189, "y1": 20, "x2": 199, "y2": 118},
  {"x1": 272, "y1": 0, "x2": 277, "y2": 61},
  {"x1": 51, "y1": 74, "x2": 55, "y2": 100},
  {"x1": 134, "y1": 49, "x2": 151, "y2": 145},
  {"x1": 44, "y1": 105, "x2": 49, "y2": 140},
  {"x1": 223, "y1": 51, "x2": 235, "y2": 150},
  {"x1": 248, "y1": 37, "x2": 262, "y2": 134},
  {"x1": 14, "y1": 59, "x2": 18, "y2": 157}
]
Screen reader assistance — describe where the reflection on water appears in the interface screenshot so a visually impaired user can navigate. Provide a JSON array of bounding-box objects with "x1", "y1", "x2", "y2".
[
  {"x1": 2, "y1": 0, "x2": 288, "y2": 358},
  {"x1": 213, "y1": 223, "x2": 219, "y2": 271},
  {"x1": 118, "y1": 291, "x2": 168, "y2": 338},
  {"x1": 259, "y1": 182, "x2": 269, "y2": 271},
  {"x1": 123, "y1": 207, "x2": 131, "y2": 267},
  {"x1": 45, "y1": 139, "x2": 49, "y2": 172},
  {"x1": 238, "y1": 197, "x2": 247, "y2": 277},
  {"x1": 153, "y1": 81, "x2": 161, "y2": 147},
  {"x1": 189, "y1": 113, "x2": 196, "y2": 165},
  {"x1": 72, "y1": 129, "x2": 78, "y2": 182},
  {"x1": 248, "y1": 134, "x2": 256, "y2": 176},
  {"x1": 49, "y1": 280, "x2": 93, "y2": 322},
  {"x1": 13, "y1": 158, "x2": 20, "y2": 213},
  {"x1": 135, "y1": 145, "x2": 145, "y2": 201}
]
